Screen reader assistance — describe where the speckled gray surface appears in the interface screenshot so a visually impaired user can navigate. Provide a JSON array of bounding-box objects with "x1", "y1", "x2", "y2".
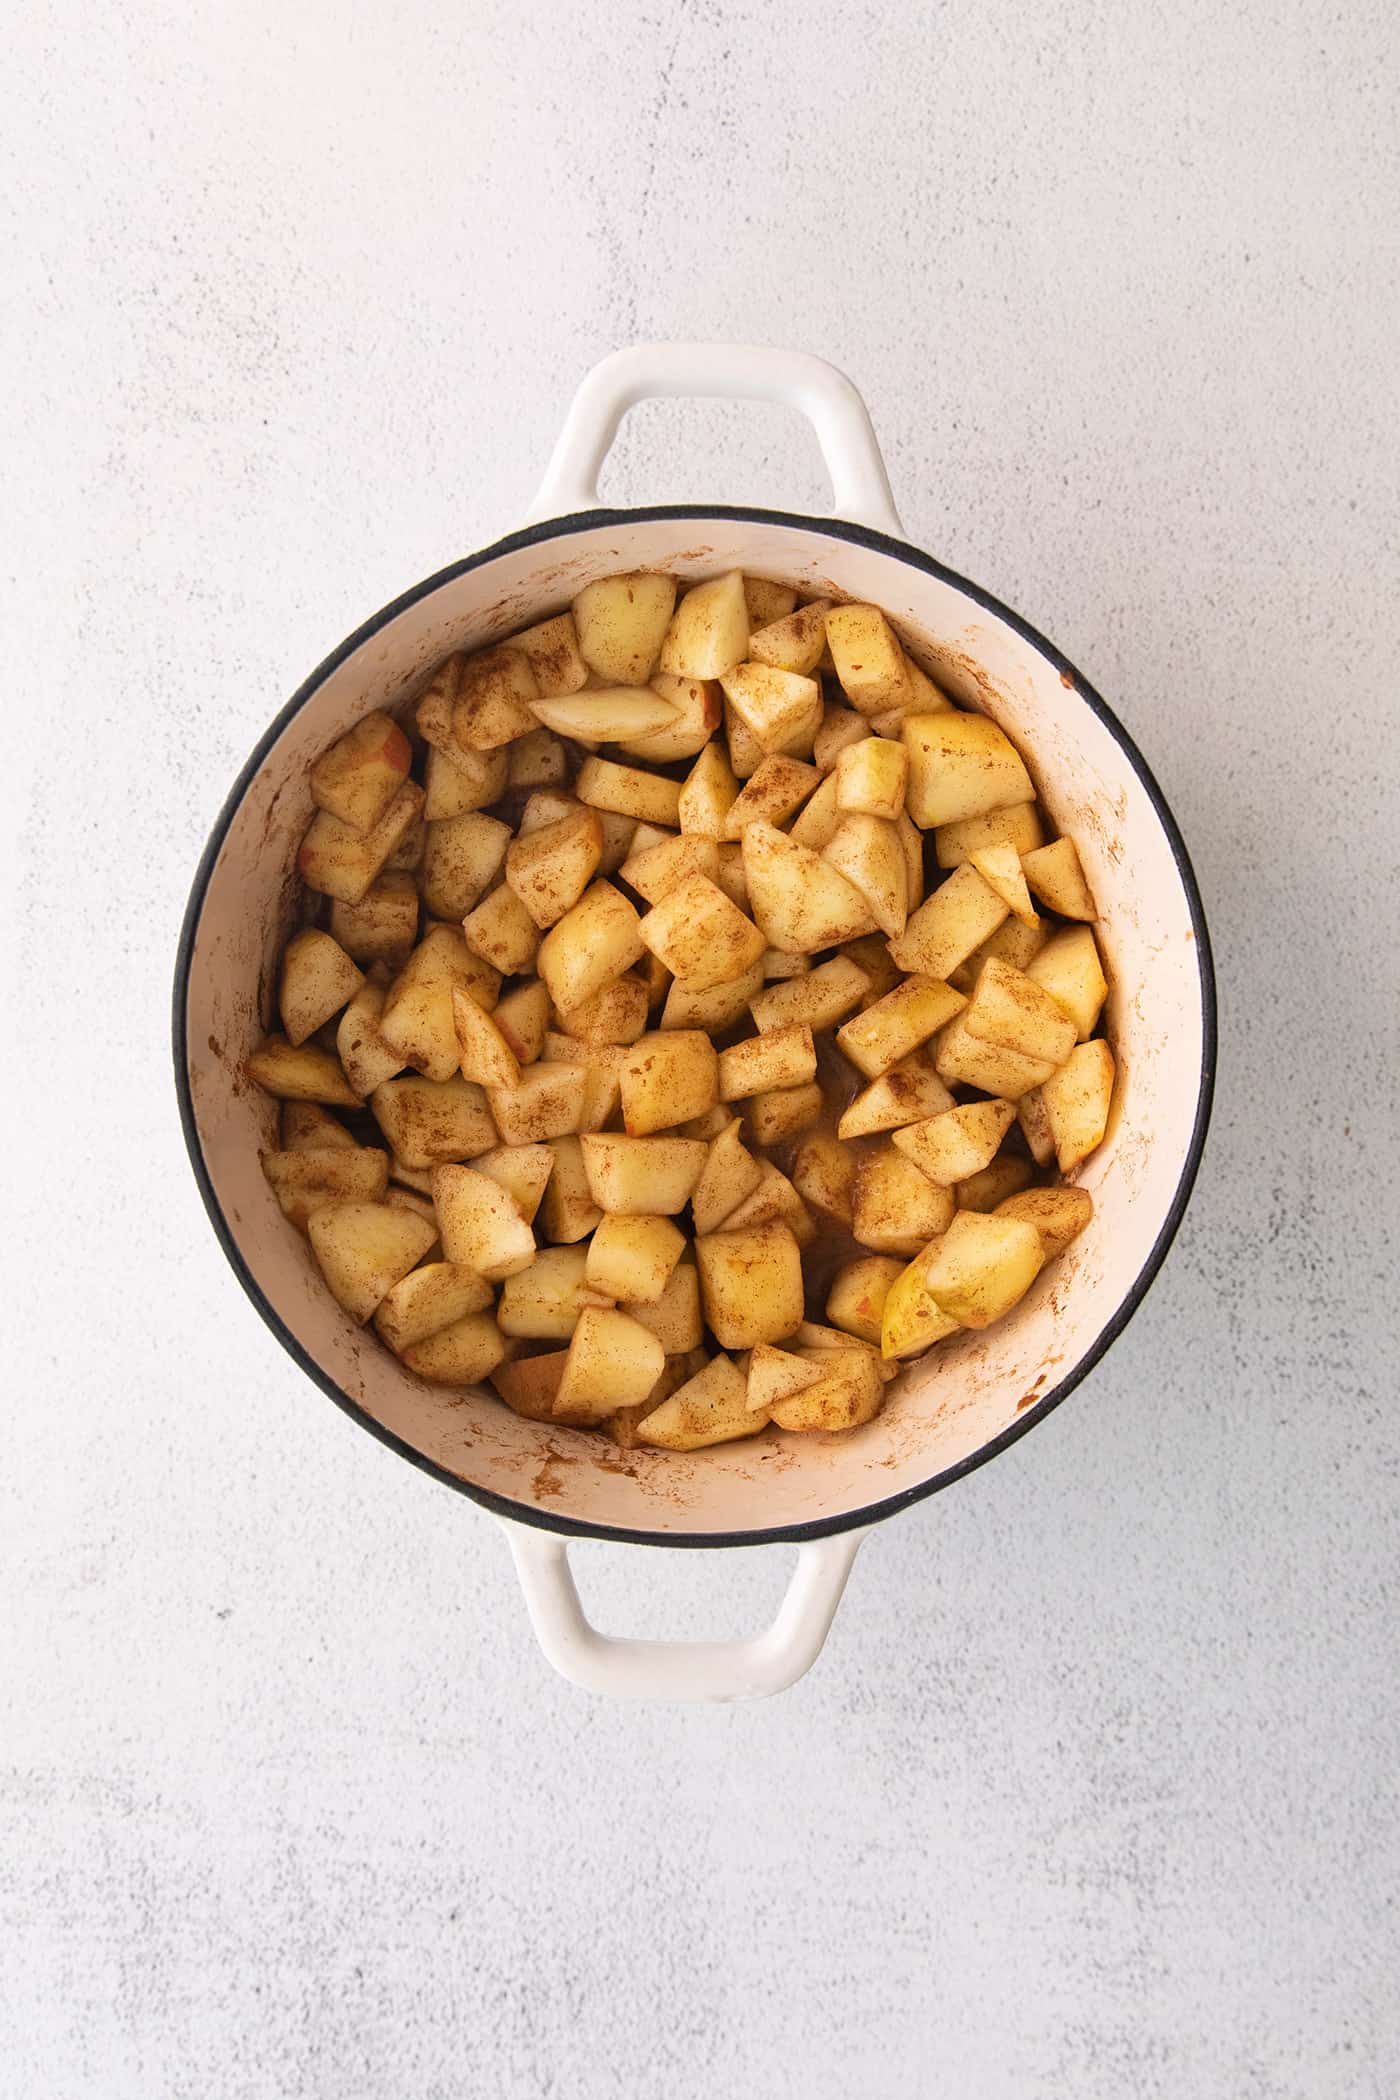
[{"x1": 5, "y1": 2, "x2": 1398, "y2": 2094}]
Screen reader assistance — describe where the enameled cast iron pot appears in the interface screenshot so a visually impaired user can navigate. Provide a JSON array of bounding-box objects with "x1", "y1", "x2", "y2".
[{"x1": 174, "y1": 344, "x2": 1215, "y2": 1701}]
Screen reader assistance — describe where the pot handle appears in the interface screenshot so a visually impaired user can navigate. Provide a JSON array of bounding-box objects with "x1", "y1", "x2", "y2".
[
  {"x1": 525, "y1": 342, "x2": 905, "y2": 537},
  {"x1": 497, "y1": 1517, "x2": 869, "y2": 1701}
]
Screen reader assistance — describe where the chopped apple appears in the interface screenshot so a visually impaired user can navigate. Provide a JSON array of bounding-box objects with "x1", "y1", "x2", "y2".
[
  {"x1": 463, "y1": 882, "x2": 540, "y2": 977},
  {"x1": 639, "y1": 873, "x2": 766, "y2": 992},
  {"x1": 934, "y1": 1011, "x2": 1056, "y2": 1100},
  {"x1": 695, "y1": 1220, "x2": 805, "y2": 1348},
  {"x1": 310, "y1": 711, "x2": 412, "y2": 835},
  {"x1": 329, "y1": 872, "x2": 420, "y2": 968},
  {"x1": 880, "y1": 1245, "x2": 962, "y2": 1360},
  {"x1": 585, "y1": 1214, "x2": 686, "y2": 1304},
  {"x1": 835, "y1": 736, "x2": 907, "y2": 821},
  {"x1": 307, "y1": 1201, "x2": 437, "y2": 1322},
  {"x1": 933, "y1": 801, "x2": 1045, "y2": 870},
  {"x1": 723, "y1": 694, "x2": 767, "y2": 779},
  {"x1": 280, "y1": 1101, "x2": 356, "y2": 1150},
  {"x1": 557, "y1": 975, "x2": 650, "y2": 1047},
  {"x1": 835, "y1": 976, "x2": 966, "y2": 1079},
  {"x1": 837, "y1": 1055, "x2": 955, "y2": 1140},
  {"x1": 743, "y1": 577, "x2": 798, "y2": 627},
  {"x1": 1018, "y1": 1087, "x2": 1057, "y2": 1166},
  {"x1": 824, "y1": 604, "x2": 911, "y2": 715},
  {"x1": 423, "y1": 743, "x2": 507, "y2": 821},
  {"x1": 536, "y1": 880, "x2": 645, "y2": 1012},
  {"x1": 369, "y1": 1074, "x2": 497, "y2": 1168},
  {"x1": 677, "y1": 740, "x2": 740, "y2": 838},
  {"x1": 400, "y1": 1312, "x2": 506, "y2": 1386},
  {"x1": 432, "y1": 1164, "x2": 535, "y2": 1279},
  {"x1": 490, "y1": 1348, "x2": 570, "y2": 1421},
  {"x1": 742, "y1": 820, "x2": 876, "y2": 952},
  {"x1": 575, "y1": 751, "x2": 684, "y2": 823},
  {"x1": 450, "y1": 985, "x2": 520, "y2": 1089},
  {"x1": 813, "y1": 704, "x2": 871, "y2": 772},
  {"x1": 531, "y1": 687, "x2": 676, "y2": 749},
  {"x1": 892, "y1": 1099, "x2": 1017, "y2": 1186},
  {"x1": 718, "y1": 1022, "x2": 816, "y2": 1101},
  {"x1": 374, "y1": 1262, "x2": 495, "y2": 1353},
  {"x1": 471, "y1": 1142, "x2": 553, "y2": 1223},
  {"x1": 791, "y1": 1136, "x2": 856, "y2": 1226},
  {"x1": 661, "y1": 962, "x2": 765, "y2": 1032},
  {"x1": 297, "y1": 780, "x2": 425, "y2": 905},
  {"x1": 826, "y1": 1256, "x2": 904, "y2": 1345},
  {"x1": 720, "y1": 755, "x2": 821, "y2": 837},
  {"x1": 378, "y1": 925, "x2": 500, "y2": 1082},
  {"x1": 572, "y1": 572, "x2": 677, "y2": 684},
  {"x1": 956, "y1": 1156, "x2": 1034, "y2": 1212},
  {"x1": 996, "y1": 1184, "x2": 1093, "y2": 1256},
  {"x1": 1022, "y1": 835, "x2": 1096, "y2": 920},
  {"x1": 1039, "y1": 1039, "x2": 1115, "y2": 1170},
  {"x1": 720, "y1": 1162, "x2": 814, "y2": 1243},
  {"x1": 638, "y1": 1354, "x2": 767, "y2": 1451},
  {"x1": 507, "y1": 727, "x2": 569, "y2": 787},
  {"x1": 618, "y1": 1030, "x2": 719, "y2": 1135},
  {"x1": 504, "y1": 807, "x2": 604, "y2": 929},
  {"x1": 539, "y1": 1136, "x2": 603, "y2": 1243},
  {"x1": 888, "y1": 863, "x2": 1009, "y2": 979},
  {"x1": 918, "y1": 1210, "x2": 1045, "y2": 1328},
  {"x1": 1026, "y1": 926, "x2": 1108, "y2": 1040},
  {"x1": 748, "y1": 599, "x2": 830, "y2": 675},
  {"x1": 622, "y1": 1260, "x2": 704, "y2": 1353},
  {"x1": 556, "y1": 1307, "x2": 667, "y2": 1421},
  {"x1": 486, "y1": 1061, "x2": 587, "y2": 1145},
  {"x1": 787, "y1": 770, "x2": 843, "y2": 850},
  {"x1": 691, "y1": 1119, "x2": 764, "y2": 1235},
  {"x1": 769, "y1": 1349, "x2": 885, "y2": 1433},
  {"x1": 277, "y1": 929, "x2": 364, "y2": 1047},
  {"x1": 746, "y1": 1343, "x2": 824, "y2": 1416},
  {"x1": 747, "y1": 1082, "x2": 823, "y2": 1146},
  {"x1": 749, "y1": 954, "x2": 870, "y2": 1034},
  {"x1": 619, "y1": 833, "x2": 718, "y2": 905},
  {"x1": 580, "y1": 1133, "x2": 707, "y2": 1215},
  {"x1": 260, "y1": 1146, "x2": 389, "y2": 1230},
  {"x1": 822, "y1": 814, "x2": 908, "y2": 937},
  {"x1": 245, "y1": 1036, "x2": 362, "y2": 1107},
  {"x1": 451, "y1": 645, "x2": 539, "y2": 749},
  {"x1": 658, "y1": 570, "x2": 750, "y2": 679},
  {"x1": 962, "y1": 956, "x2": 1077, "y2": 1068},
  {"x1": 336, "y1": 974, "x2": 404, "y2": 1096},
  {"x1": 490, "y1": 982, "x2": 549, "y2": 1068},
  {"x1": 502, "y1": 610, "x2": 589, "y2": 697},
  {"x1": 967, "y1": 841, "x2": 1038, "y2": 925},
  {"x1": 619, "y1": 673, "x2": 721, "y2": 762},
  {"x1": 719, "y1": 662, "x2": 823, "y2": 752},
  {"x1": 419, "y1": 811, "x2": 511, "y2": 920},
  {"x1": 852, "y1": 1147, "x2": 955, "y2": 1256},
  {"x1": 903, "y1": 712, "x2": 1034, "y2": 829}
]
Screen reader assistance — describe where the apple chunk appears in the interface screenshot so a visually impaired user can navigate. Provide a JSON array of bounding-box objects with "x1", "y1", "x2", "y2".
[
  {"x1": 310, "y1": 711, "x2": 412, "y2": 835},
  {"x1": 618, "y1": 1030, "x2": 719, "y2": 1135},
  {"x1": 695, "y1": 1220, "x2": 804, "y2": 1348},
  {"x1": 638, "y1": 1355, "x2": 767, "y2": 1451},
  {"x1": 432, "y1": 1164, "x2": 535, "y2": 1279},
  {"x1": 555, "y1": 1307, "x2": 666, "y2": 1421},
  {"x1": 659, "y1": 570, "x2": 750, "y2": 679},
  {"x1": 573, "y1": 571, "x2": 677, "y2": 684},
  {"x1": 639, "y1": 873, "x2": 766, "y2": 992},
  {"x1": 307, "y1": 1202, "x2": 437, "y2": 1322}
]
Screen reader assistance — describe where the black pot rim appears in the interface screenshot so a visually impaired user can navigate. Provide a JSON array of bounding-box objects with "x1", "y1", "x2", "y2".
[{"x1": 172, "y1": 504, "x2": 1217, "y2": 1551}]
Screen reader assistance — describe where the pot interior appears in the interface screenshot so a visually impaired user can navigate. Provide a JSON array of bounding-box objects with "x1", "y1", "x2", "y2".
[{"x1": 180, "y1": 511, "x2": 1209, "y2": 1541}]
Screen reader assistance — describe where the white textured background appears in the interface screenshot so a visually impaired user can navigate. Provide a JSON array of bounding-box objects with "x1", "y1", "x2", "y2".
[{"x1": 4, "y1": 2, "x2": 1398, "y2": 2095}]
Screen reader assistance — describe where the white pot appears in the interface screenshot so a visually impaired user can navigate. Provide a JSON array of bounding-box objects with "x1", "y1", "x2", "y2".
[{"x1": 175, "y1": 344, "x2": 1215, "y2": 1702}]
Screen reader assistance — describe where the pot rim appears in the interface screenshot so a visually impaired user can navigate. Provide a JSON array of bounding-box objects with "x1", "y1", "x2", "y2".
[{"x1": 172, "y1": 503, "x2": 1217, "y2": 1549}]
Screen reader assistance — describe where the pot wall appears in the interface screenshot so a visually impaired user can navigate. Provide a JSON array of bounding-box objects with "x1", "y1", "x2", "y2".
[{"x1": 180, "y1": 511, "x2": 1209, "y2": 1542}]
